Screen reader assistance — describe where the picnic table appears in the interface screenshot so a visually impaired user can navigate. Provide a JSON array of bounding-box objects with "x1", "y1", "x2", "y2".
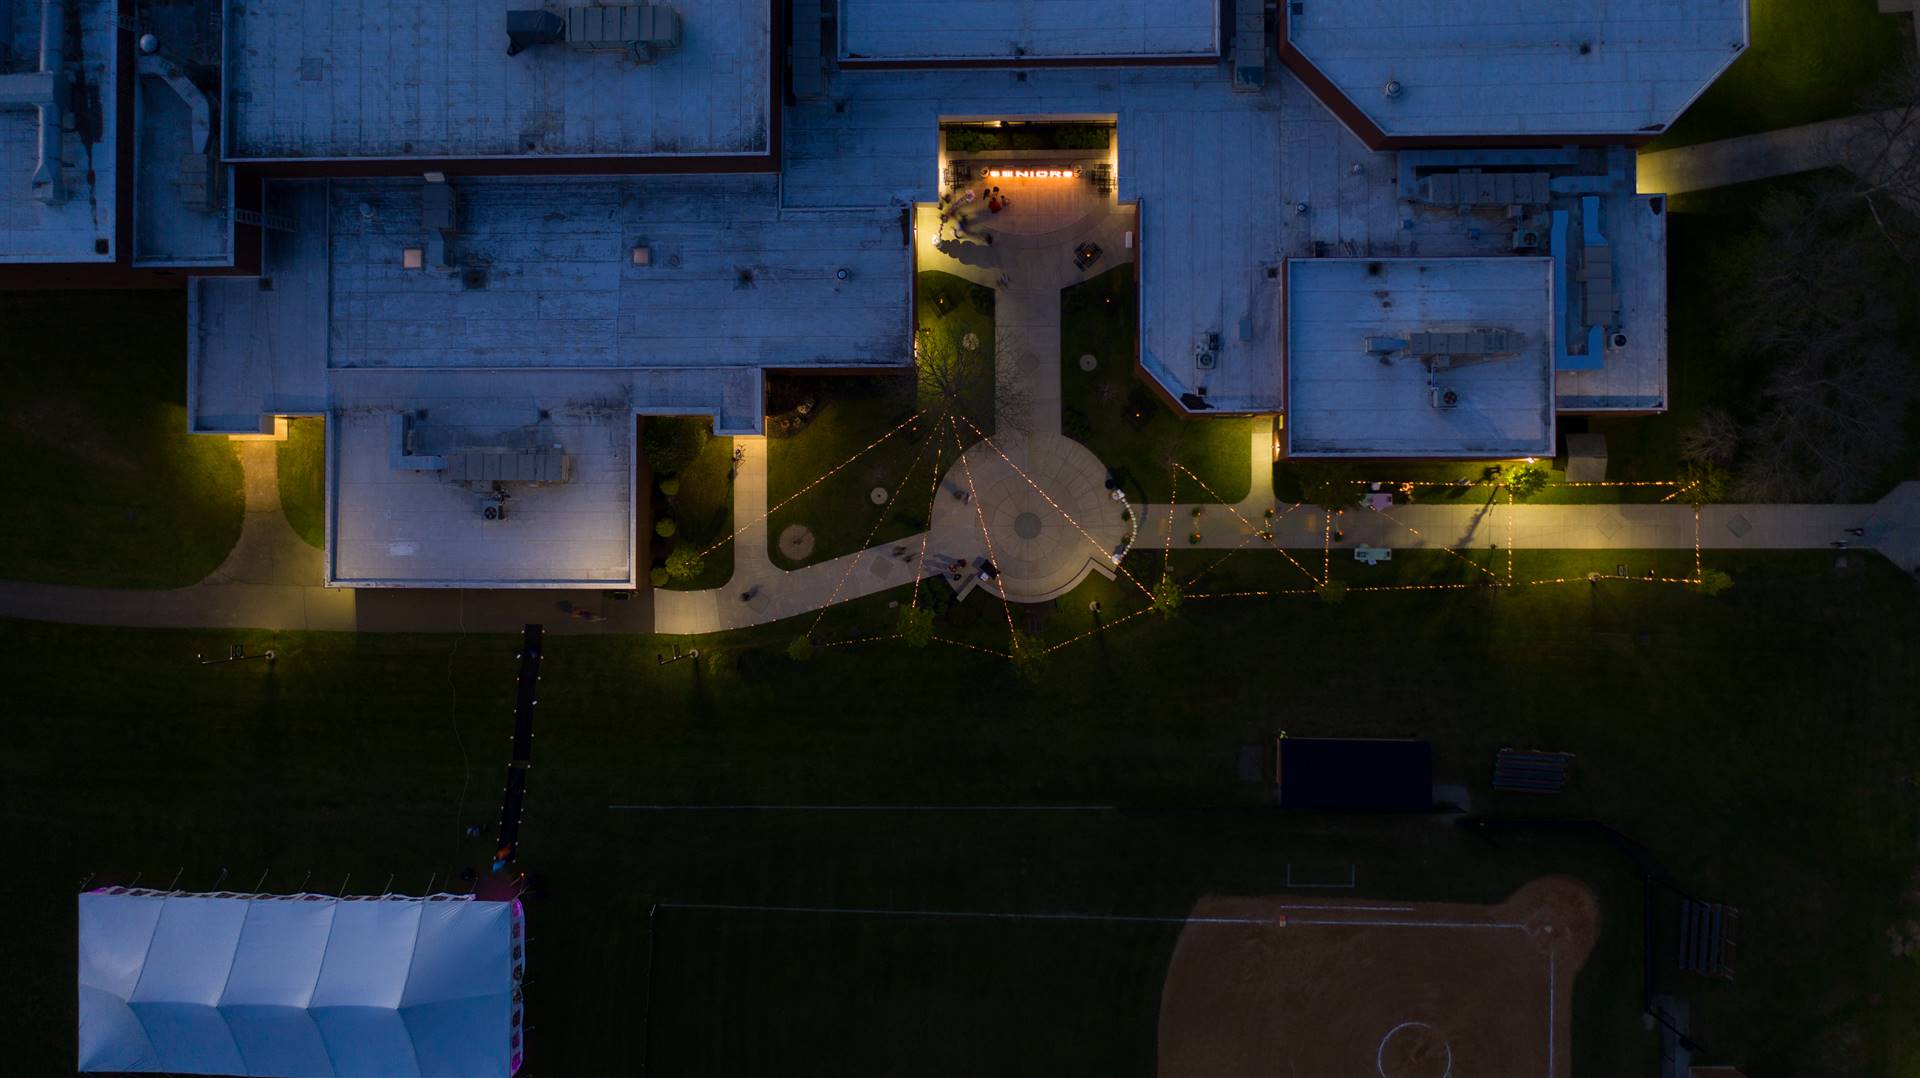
[{"x1": 1352, "y1": 545, "x2": 1392, "y2": 566}]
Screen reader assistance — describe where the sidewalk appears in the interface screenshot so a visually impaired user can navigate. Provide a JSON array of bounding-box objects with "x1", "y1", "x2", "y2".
[{"x1": 1636, "y1": 109, "x2": 1909, "y2": 195}]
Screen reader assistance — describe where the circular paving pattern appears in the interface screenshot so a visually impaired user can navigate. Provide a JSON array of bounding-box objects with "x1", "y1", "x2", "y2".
[
  {"x1": 869, "y1": 486, "x2": 889, "y2": 505},
  {"x1": 927, "y1": 432, "x2": 1127, "y2": 603},
  {"x1": 777, "y1": 524, "x2": 815, "y2": 561},
  {"x1": 1079, "y1": 353, "x2": 1098, "y2": 371}
]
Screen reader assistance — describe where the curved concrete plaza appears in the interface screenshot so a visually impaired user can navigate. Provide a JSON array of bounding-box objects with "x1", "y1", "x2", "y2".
[{"x1": 928, "y1": 432, "x2": 1128, "y2": 603}]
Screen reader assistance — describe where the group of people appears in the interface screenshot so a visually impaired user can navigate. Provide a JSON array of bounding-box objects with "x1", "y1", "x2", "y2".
[{"x1": 936, "y1": 183, "x2": 1014, "y2": 242}]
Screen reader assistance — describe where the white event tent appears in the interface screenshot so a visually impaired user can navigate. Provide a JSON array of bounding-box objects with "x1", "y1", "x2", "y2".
[{"x1": 78, "y1": 889, "x2": 524, "y2": 1077}]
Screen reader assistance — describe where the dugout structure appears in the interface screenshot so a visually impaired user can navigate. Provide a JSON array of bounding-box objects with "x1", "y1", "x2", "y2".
[
  {"x1": 1275, "y1": 736, "x2": 1434, "y2": 810},
  {"x1": 1159, "y1": 877, "x2": 1597, "y2": 1077}
]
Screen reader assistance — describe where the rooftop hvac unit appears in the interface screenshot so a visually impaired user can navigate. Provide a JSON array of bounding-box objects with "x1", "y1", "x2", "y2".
[
  {"x1": 569, "y1": 4, "x2": 681, "y2": 62},
  {"x1": 1409, "y1": 329, "x2": 1514, "y2": 358},
  {"x1": 508, "y1": 5, "x2": 682, "y2": 61},
  {"x1": 1431, "y1": 385, "x2": 1460, "y2": 410},
  {"x1": 1511, "y1": 228, "x2": 1541, "y2": 251}
]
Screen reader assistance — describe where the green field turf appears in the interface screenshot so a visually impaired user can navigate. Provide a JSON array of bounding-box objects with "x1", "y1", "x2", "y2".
[{"x1": 6, "y1": 549, "x2": 1918, "y2": 1074}]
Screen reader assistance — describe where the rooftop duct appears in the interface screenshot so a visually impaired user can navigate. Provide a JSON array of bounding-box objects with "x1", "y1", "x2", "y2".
[{"x1": 0, "y1": 0, "x2": 71, "y2": 203}]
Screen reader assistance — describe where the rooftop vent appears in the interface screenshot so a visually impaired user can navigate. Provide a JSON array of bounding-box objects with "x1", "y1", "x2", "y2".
[{"x1": 1382, "y1": 78, "x2": 1403, "y2": 99}]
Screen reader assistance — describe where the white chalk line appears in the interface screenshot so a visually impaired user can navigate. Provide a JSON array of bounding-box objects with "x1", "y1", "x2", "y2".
[
  {"x1": 1376, "y1": 1020, "x2": 1452, "y2": 1078},
  {"x1": 1288, "y1": 919, "x2": 1526, "y2": 930},
  {"x1": 609, "y1": 804, "x2": 1116, "y2": 812},
  {"x1": 657, "y1": 901, "x2": 1275, "y2": 926}
]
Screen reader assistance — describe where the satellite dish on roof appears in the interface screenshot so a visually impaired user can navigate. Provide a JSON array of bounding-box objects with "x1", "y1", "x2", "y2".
[{"x1": 138, "y1": 33, "x2": 159, "y2": 54}]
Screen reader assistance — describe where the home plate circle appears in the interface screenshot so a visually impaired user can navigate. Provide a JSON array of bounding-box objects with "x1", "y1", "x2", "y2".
[{"x1": 1377, "y1": 1021, "x2": 1452, "y2": 1078}]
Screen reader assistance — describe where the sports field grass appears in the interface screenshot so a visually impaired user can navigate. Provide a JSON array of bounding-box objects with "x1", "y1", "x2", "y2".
[{"x1": 6, "y1": 550, "x2": 1918, "y2": 1074}]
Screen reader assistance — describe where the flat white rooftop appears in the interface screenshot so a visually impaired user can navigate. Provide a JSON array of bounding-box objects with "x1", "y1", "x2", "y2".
[
  {"x1": 1286, "y1": 258, "x2": 1555, "y2": 458},
  {"x1": 329, "y1": 396, "x2": 633, "y2": 587},
  {"x1": 0, "y1": 0, "x2": 116, "y2": 263},
  {"x1": 224, "y1": 0, "x2": 770, "y2": 160},
  {"x1": 1285, "y1": 0, "x2": 1746, "y2": 139},
  {"x1": 328, "y1": 176, "x2": 911, "y2": 370},
  {"x1": 839, "y1": 0, "x2": 1220, "y2": 62}
]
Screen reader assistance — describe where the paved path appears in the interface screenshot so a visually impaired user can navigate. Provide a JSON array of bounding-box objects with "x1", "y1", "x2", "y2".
[
  {"x1": 1637, "y1": 108, "x2": 1911, "y2": 195},
  {"x1": 1139, "y1": 466, "x2": 1920, "y2": 579}
]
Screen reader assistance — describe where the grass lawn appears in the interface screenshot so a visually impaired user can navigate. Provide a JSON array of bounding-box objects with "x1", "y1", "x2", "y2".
[
  {"x1": 1062, "y1": 265, "x2": 1252, "y2": 504},
  {"x1": 9, "y1": 548, "x2": 1916, "y2": 1074},
  {"x1": 767, "y1": 272, "x2": 991, "y2": 568},
  {"x1": 1649, "y1": 0, "x2": 1910, "y2": 150},
  {"x1": 660, "y1": 431, "x2": 735, "y2": 591},
  {"x1": 276, "y1": 417, "x2": 326, "y2": 550},
  {"x1": 0, "y1": 291, "x2": 243, "y2": 587}
]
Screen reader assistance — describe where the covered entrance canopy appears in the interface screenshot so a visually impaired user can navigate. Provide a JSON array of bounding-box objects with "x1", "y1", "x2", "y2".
[{"x1": 79, "y1": 889, "x2": 524, "y2": 1076}]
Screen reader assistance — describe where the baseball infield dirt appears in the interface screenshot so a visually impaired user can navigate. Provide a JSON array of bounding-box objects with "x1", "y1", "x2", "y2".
[{"x1": 1157, "y1": 876, "x2": 1599, "y2": 1077}]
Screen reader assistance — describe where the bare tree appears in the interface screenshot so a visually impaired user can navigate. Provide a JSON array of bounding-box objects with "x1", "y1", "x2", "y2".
[
  {"x1": 1719, "y1": 186, "x2": 1917, "y2": 502},
  {"x1": 916, "y1": 323, "x2": 1034, "y2": 438},
  {"x1": 1837, "y1": 56, "x2": 1920, "y2": 256},
  {"x1": 1736, "y1": 340, "x2": 1914, "y2": 502},
  {"x1": 1678, "y1": 405, "x2": 1741, "y2": 467}
]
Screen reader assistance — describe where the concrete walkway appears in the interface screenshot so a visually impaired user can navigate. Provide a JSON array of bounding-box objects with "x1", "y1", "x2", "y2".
[
  {"x1": 1637, "y1": 108, "x2": 1911, "y2": 195},
  {"x1": 1140, "y1": 462, "x2": 1920, "y2": 578}
]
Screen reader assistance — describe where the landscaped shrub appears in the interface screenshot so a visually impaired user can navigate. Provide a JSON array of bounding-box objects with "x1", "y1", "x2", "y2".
[
  {"x1": 658, "y1": 475, "x2": 681, "y2": 497},
  {"x1": 649, "y1": 566, "x2": 670, "y2": 587},
  {"x1": 1504, "y1": 463, "x2": 1550, "y2": 500},
  {"x1": 642, "y1": 416, "x2": 710, "y2": 474},
  {"x1": 665, "y1": 544, "x2": 704, "y2": 581},
  {"x1": 965, "y1": 281, "x2": 994, "y2": 315},
  {"x1": 655, "y1": 518, "x2": 677, "y2": 538}
]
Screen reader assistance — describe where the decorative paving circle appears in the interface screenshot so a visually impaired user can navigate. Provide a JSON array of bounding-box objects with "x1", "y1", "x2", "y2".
[
  {"x1": 927, "y1": 433, "x2": 1127, "y2": 603},
  {"x1": 778, "y1": 524, "x2": 816, "y2": 560},
  {"x1": 870, "y1": 486, "x2": 889, "y2": 505},
  {"x1": 1079, "y1": 353, "x2": 1097, "y2": 371}
]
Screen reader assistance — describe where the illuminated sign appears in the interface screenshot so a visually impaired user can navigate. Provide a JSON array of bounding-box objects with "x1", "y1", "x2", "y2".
[{"x1": 982, "y1": 167, "x2": 1080, "y2": 180}]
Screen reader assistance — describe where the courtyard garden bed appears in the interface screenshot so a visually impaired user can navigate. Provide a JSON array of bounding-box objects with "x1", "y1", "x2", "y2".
[
  {"x1": 644, "y1": 417, "x2": 736, "y2": 591},
  {"x1": 1061, "y1": 265, "x2": 1252, "y2": 504},
  {"x1": 766, "y1": 272, "x2": 993, "y2": 569},
  {"x1": 276, "y1": 417, "x2": 326, "y2": 550}
]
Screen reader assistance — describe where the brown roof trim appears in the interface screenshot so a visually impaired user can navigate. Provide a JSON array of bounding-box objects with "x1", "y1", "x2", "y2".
[{"x1": 839, "y1": 54, "x2": 1216, "y2": 71}]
